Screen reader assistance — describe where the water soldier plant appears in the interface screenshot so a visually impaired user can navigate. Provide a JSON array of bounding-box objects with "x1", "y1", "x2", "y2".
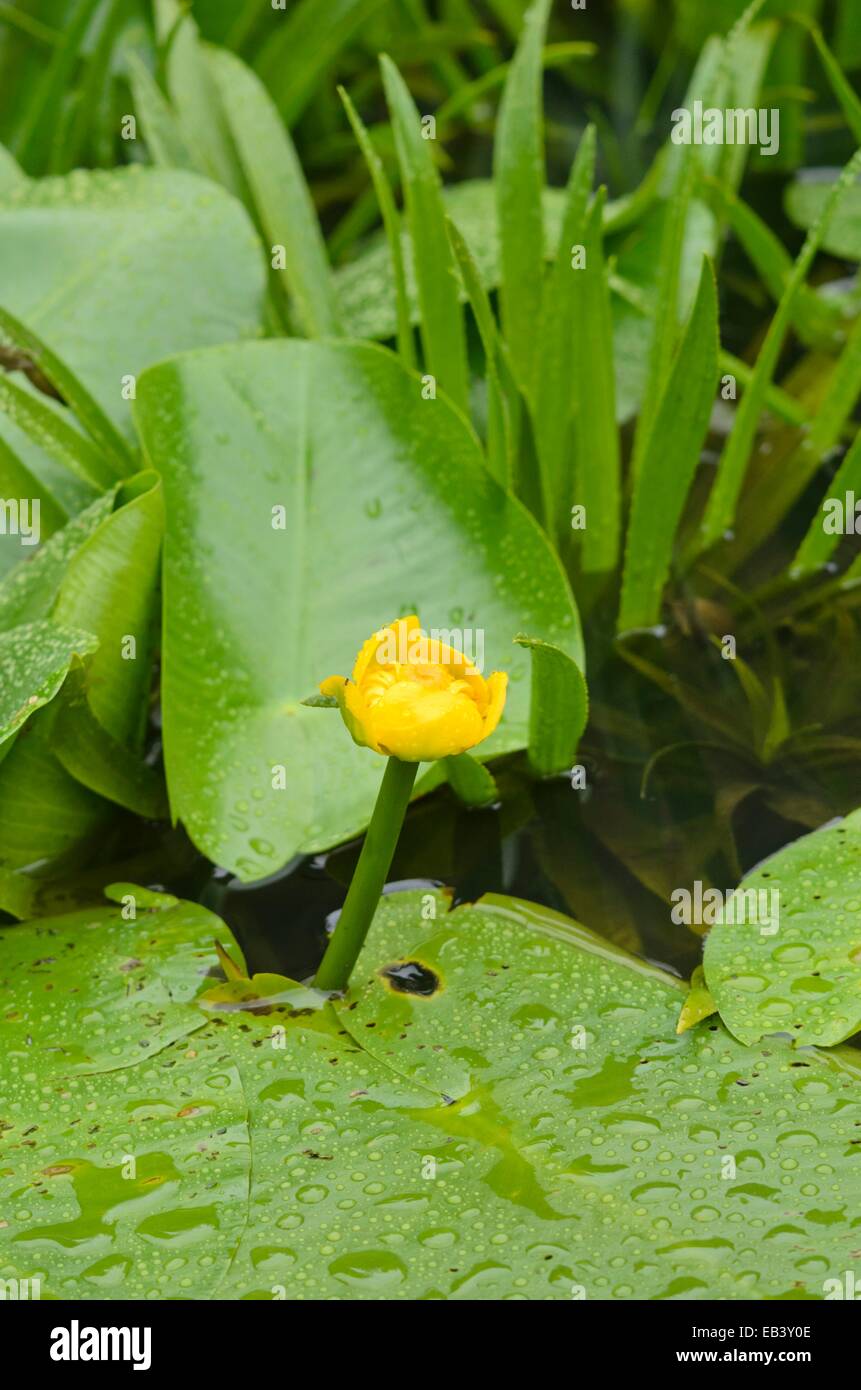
[{"x1": 1, "y1": 0, "x2": 861, "y2": 1306}]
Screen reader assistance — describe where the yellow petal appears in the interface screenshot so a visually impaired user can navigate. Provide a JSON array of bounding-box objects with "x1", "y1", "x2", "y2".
[
  {"x1": 352, "y1": 615, "x2": 420, "y2": 684},
  {"x1": 368, "y1": 682, "x2": 484, "y2": 761},
  {"x1": 480, "y1": 672, "x2": 508, "y2": 740}
]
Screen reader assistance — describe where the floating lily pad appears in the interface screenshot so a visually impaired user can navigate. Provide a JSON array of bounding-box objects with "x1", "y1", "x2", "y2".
[
  {"x1": 0, "y1": 894, "x2": 226, "y2": 1073},
  {"x1": 0, "y1": 1037, "x2": 249, "y2": 1300},
  {"x1": 703, "y1": 810, "x2": 861, "y2": 1047},
  {"x1": 3, "y1": 889, "x2": 861, "y2": 1300}
]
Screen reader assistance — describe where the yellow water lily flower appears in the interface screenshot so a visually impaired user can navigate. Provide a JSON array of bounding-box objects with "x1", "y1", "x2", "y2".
[{"x1": 320, "y1": 616, "x2": 507, "y2": 762}]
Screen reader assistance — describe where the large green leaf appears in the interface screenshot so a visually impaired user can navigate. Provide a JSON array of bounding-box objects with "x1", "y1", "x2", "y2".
[
  {"x1": 704, "y1": 810, "x2": 861, "y2": 1047},
  {"x1": 4, "y1": 888, "x2": 861, "y2": 1300},
  {"x1": 134, "y1": 338, "x2": 581, "y2": 881},
  {"x1": 0, "y1": 166, "x2": 265, "y2": 438}
]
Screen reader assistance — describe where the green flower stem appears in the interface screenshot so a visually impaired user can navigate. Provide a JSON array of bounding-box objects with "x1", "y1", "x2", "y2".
[{"x1": 314, "y1": 756, "x2": 419, "y2": 992}]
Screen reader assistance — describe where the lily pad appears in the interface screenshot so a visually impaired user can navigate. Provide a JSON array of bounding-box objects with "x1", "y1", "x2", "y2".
[
  {"x1": 0, "y1": 893, "x2": 226, "y2": 1072},
  {"x1": 3, "y1": 889, "x2": 861, "y2": 1300},
  {"x1": 703, "y1": 810, "x2": 861, "y2": 1047}
]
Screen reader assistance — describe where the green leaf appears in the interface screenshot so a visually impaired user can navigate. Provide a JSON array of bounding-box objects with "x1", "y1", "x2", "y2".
[
  {"x1": 0, "y1": 889, "x2": 225, "y2": 1070},
  {"x1": 126, "y1": 51, "x2": 197, "y2": 170},
  {"x1": 570, "y1": 189, "x2": 621, "y2": 577},
  {"x1": 0, "y1": 435, "x2": 67, "y2": 577},
  {"x1": 380, "y1": 54, "x2": 470, "y2": 412},
  {"x1": 51, "y1": 473, "x2": 163, "y2": 746},
  {"x1": 0, "y1": 304, "x2": 133, "y2": 474},
  {"x1": 0, "y1": 491, "x2": 115, "y2": 632},
  {"x1": 631, "y1": 150, "x2": 697, "y2": 482},
  {"x1": 0, "y1": 166, "x2": 265, "y2": 439},
  {"x1": 619, "y1": 257, "x2": 718, "y2": 633},
  {"x1": 0, "y1": 381, "x2": 99, "y2": 530},
  {"x1": 785, "y1": 175, "x2": 861, "y2": 261},
  {"x1": 445, "y1": 215, "x2": 517, "y2": 487},
  {"x1": 134, "y1": 338, "x2": 582, "y2": 880},
  {"x1": 0, "y1": 142, "x2": 25, "y2": 193},
  {"x1": 712, "y1": 636, "x2": 789, "y2": 763},
  {"x1": 703, "y1": 810, "x2": 861, "y2": 1047},
  {"x1": 340, "y1": 84, "x2": 415, "y2": 369},
  {"x1": 12, "y1": 0, "x2": 100, "y2": 174},
  {"x1": 0, "y1": 712, "x2": 111, "y2": 870},
  {"x1": 0, "y1": 476, "x2": 163, "y2": 869},
  {"x1": 162, "y1": 7, "x2": 246, "y2": 196},
  {"x1": 793, "y1": 432, "x2": 861, "y2": 575},
  {"x1": 514, "y1": 633, "x2": 588, "y2": 777},
  {"x1": 207, "y1": 47, "x2": 341, "y2": 338},
  {"x1": 444, "y1": 752, "x2": 499, "y2": 807},
  {"x1": 0, "y1": 620, "x2": 97, "y2": 750},
  {"x1": 5, "y1": 887, "x2": 861, "y2": 1299},
  {"x1": 0, "y1": 373, "x2": 118, "y2": 491},
  {"x1": 50, "y1": 693, "x2": 168, "y2": 820},
  {"x1": 728, "y1": 311, "x2": 861, "y2": 568},
  {"x1": 333, "y1": 179, "x2": 566, "y2": 341},
  {"x1": 532, "y1": 125, "x2": 595, "y2": 543},
  {"x1": 805, "y1": 20, "x2": 861, "y2": 145},
  {"x1": 696, "y1": 148, "x2": 861, "y2": 555},
  {"x1": 701, "y1": 178, "x2": 844, "y2": 348},
  {"x1": 255, "y1": 0, "x2": 388, "y2": 127},
  {"x1": 0, "y1": 864, "x2": 37, "y2": 918},
  {"x1": 493, "y1": 0, "x2": 551, "y2": 387},
  {"x1": 676, "y1": 965, "x2": 718, "y2": 1035}
]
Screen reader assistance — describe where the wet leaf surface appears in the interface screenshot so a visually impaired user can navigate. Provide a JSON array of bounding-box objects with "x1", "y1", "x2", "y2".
[
  {"x1": 704, "y1": 810, "x2": 861, "y2": 1047},
  {"x1": 0, "y1": 166, "x2": 265, "y2": 437},
  {"x1": 0, "y1": 895, "x2": 225, "y2": 1072},
  {"x1": 0, "y1": 619, "x2": 96, "y2": 750},
  {"x1": 134, "y1": 338, "x2": 582, "y2": 881},
  {"x1": 3, "y1": 889, "x2": 861, "y2": 1300}
]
